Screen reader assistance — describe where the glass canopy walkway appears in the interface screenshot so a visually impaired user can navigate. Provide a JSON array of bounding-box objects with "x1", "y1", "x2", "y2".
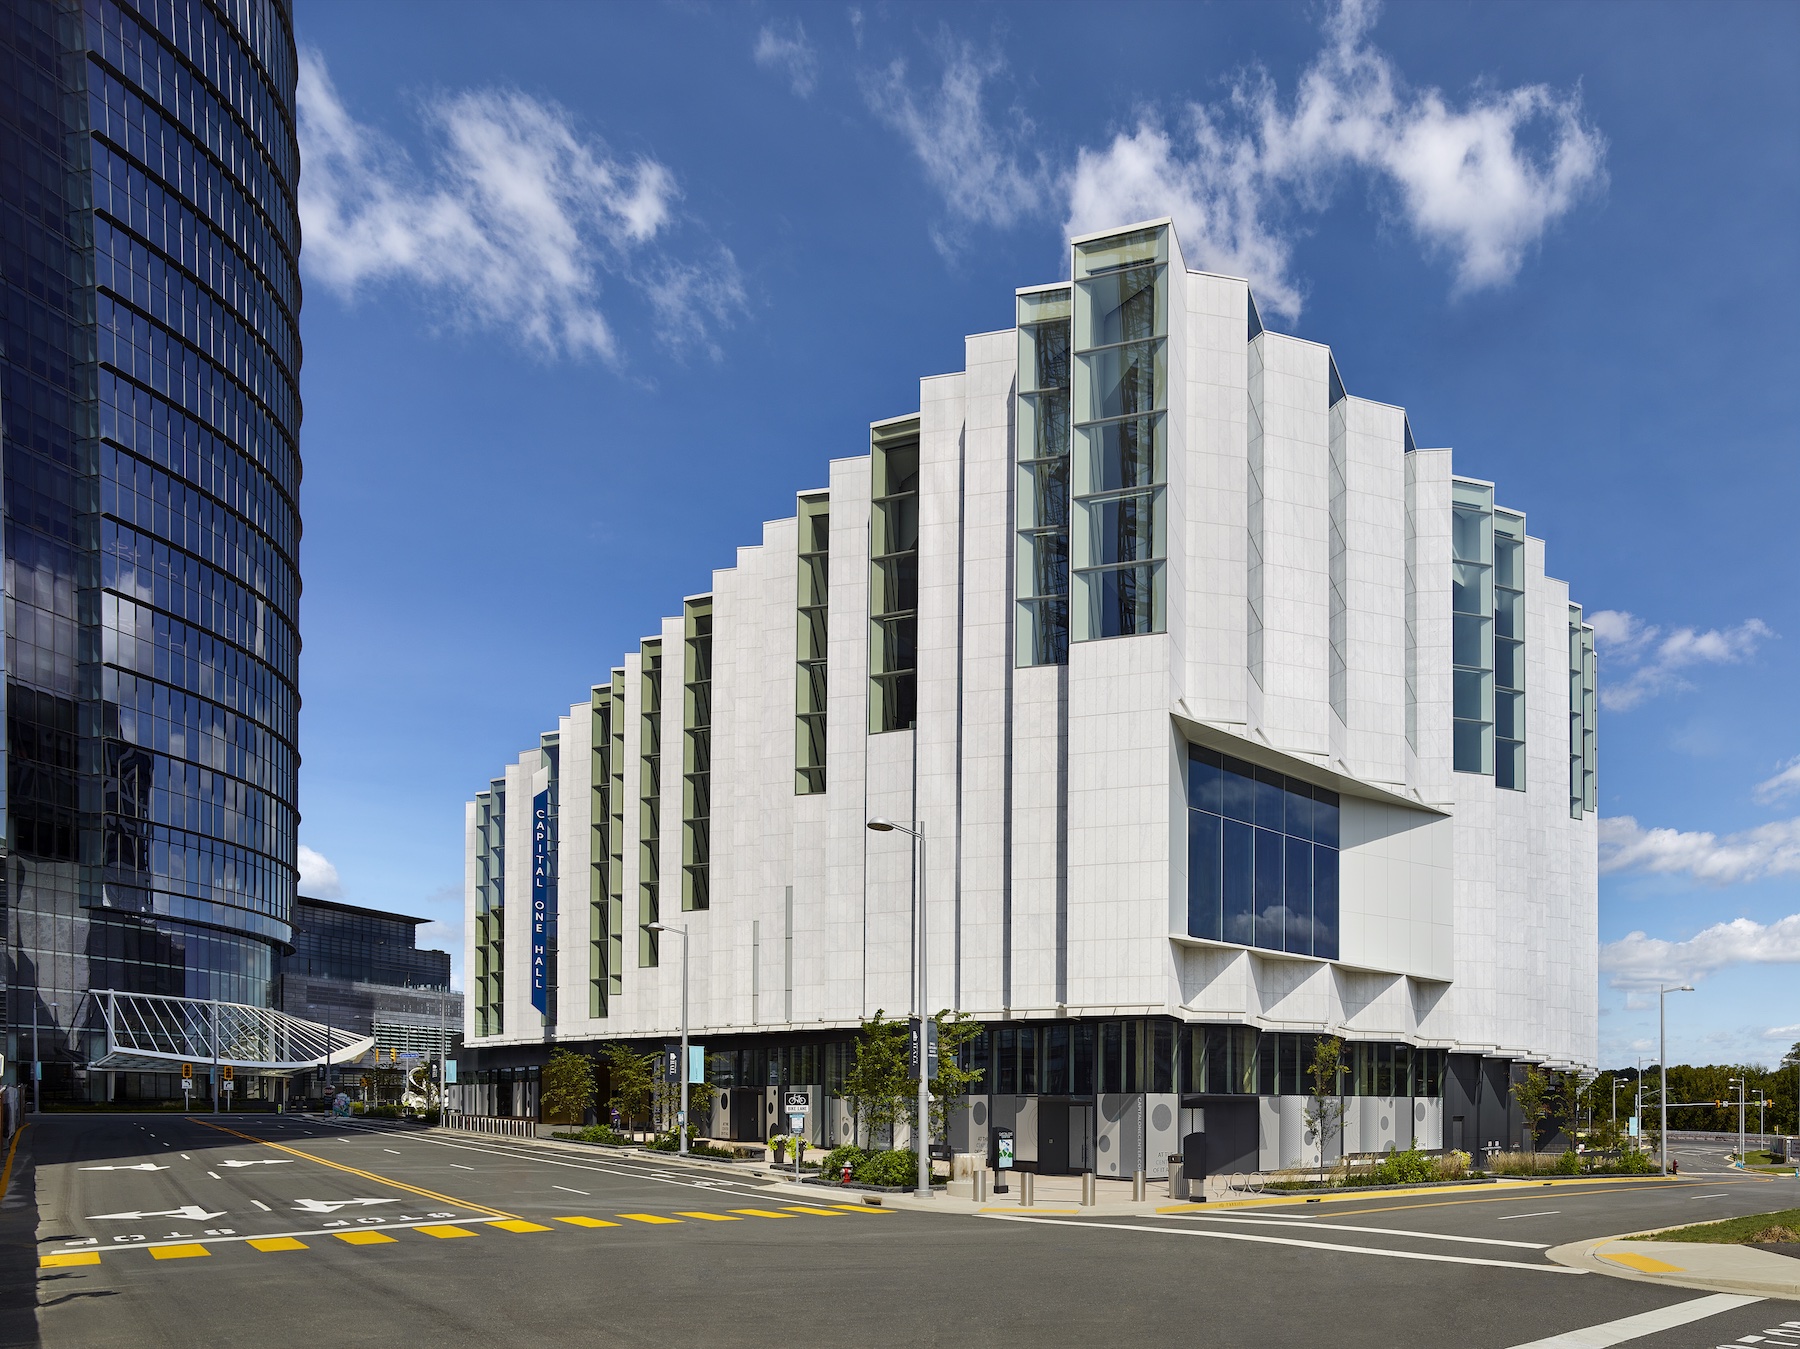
[{"x1": 82, "y1": 989, "x2": 375, "y2": 1073}]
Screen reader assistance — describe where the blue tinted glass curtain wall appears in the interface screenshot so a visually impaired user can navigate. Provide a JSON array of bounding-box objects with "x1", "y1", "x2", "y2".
[
  {"x1": 1186, "y1": 745, "x2": 1340, "y2": 959},
  {"x1": 0, "y1": 0, "x2": 302, "y2": 1072}
]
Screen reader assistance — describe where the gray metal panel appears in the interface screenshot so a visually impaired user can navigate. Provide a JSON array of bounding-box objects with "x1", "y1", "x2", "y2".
[
  {"x1": 1097, "y1": 1093, "x2": 1143, "y2": 1177},
  {"x1": 1258, "y1": 1096, "x2": 1279, "y2": 1171},
  {"x1": 1070, "y1": 1104, "x2": 1093, "y2": 1171},
  {"x1": 1145, "y1": 1093, "x2": 1178, "y2": 1179},
  {"x1": 1277, "y1": 1094, "x2": 1308, "y2": 1168}
]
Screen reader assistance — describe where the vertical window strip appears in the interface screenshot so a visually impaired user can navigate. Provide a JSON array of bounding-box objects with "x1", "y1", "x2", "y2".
[
  {"x1": 589, "y1": 686, "x2": 610, "y2": 1017},
  {"x1": 477, "y1": 780, "x2": 504, "y2": 1036},
  {"x1": 1493, "y1": 511, "x2": 1526, "y2": 790},
  {"x1": 1450, "y1": 480, "x2": 1494, "y2": 776},
  {"x1": 1569, "y1": 611, "x2": 1597, "y2": 817},
  {"x1": 607, "y1": 668, "x2": 625, "y2": 993},
  {"x1": 795, "y1": 495, "x2": 830, "y2": 790},
  {"x1": 869, "y1": 419, "x2": 920, "y2": 733},
  {"x1": 1328, "y1": 399, "x2": 1348, "y2": 721},
  {"x1": 638, "y1": 641, "x2": 662, "y2": 966},
  {"x1": 1071, "y1": 225, "x2": 1168, "y2": 642},
  {"x1": 1404, "y1": 467, "x2": 1418, "y2": 753},
  {"x1": 1015, "y1": 287, "x2": 1071, "y2": 666},
  {"x1": 683, "y1": 599, "x2": 712, "y2": 910},
  {"x1": 539, "y1": 735, "x2": 560, "y2": 1025}
]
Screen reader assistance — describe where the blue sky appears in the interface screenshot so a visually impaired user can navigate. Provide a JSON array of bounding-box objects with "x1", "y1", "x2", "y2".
[{"x1": 290, "y1": 1, "x2": 1799, "y2": 1067}]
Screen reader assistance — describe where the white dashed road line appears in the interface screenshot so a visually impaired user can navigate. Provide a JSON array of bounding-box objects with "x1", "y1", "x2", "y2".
[
  {"x1": 1499, "y1": 1292, "x2": 1761, "y2": 1348},
  {"x1": 1496, "y1": 1211, "x2": 1559, "y2": 1221}
]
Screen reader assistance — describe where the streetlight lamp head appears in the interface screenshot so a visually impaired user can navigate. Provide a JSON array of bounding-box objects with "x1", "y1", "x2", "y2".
[
  {"x1": 1677, "y1": 985, "x2": 1694, "y2": 992},
  {"x1": 866, "y1": 818, "x2": 896, "y2": 832}
]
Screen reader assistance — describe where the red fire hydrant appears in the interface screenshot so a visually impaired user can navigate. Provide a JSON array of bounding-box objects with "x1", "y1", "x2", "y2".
[{"x1": 841, "y1": 1162, "x2": 853, "y2": 1185}]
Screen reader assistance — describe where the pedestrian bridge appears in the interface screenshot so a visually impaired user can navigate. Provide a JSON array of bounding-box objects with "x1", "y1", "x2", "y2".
[{"x1": 82, "y1": 989, "x2": 375, "y2": 1073}]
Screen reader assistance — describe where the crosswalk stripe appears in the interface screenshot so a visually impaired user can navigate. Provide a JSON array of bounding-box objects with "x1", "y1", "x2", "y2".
[
  {"x1": 675, "y1": 1211, "x2": 741, "y2": 1221},
  {"x1": 40, "y1": 1251, "x2": 100, "y2": 1267},
  {"x1": 334, "y1": 1231, "x2": 396, "y2": 1245},
  {"x1": 415, "y1": 1225, "x2": 477, "y2": 1239},
  {"x1": 150, "y1": 1244, "x2": 210, "y2": 1260},
  {"x1": 247, "y1": 1238, "x2": 308, "y2": 1252},
  {"x1": 729, "y1": 1209, "x2": 796, "y2": 1219},
  {"x1": 782, "y1": 1206, "x2": 845, "y2": 1216},
  {"x1": 488, "y1": 1220, "x2": 553, "y2": 1233},
  {"x1": 618, "y1": 1213, "x2": 682, "y2": 1225},
  {"x1": 556, "y1": 1217, "x2": 620, "y2": 1229}
]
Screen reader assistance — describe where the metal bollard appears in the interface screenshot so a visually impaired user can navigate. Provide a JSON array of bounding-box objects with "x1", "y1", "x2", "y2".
[
  {"x1": 1081, "y1": 1171, "x2": 1096, "y2": 1206},
  {"x1": 1132, "y1": 1169, "x2": 1146, "y2": 1202},
  {"x1": 1020, "y1": 1171, "x2": 1035, "y2": 1207},
  {"x1": 973, "y1": 1168, "x2": 987, "y2": 1203}
]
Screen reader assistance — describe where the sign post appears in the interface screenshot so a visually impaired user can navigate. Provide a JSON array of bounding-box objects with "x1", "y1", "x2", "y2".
[
  {"x1": 180, "y1": 1062, "x2": 194, "y2": 1111},
  {"x1": 221, "y1": 1065, "x2": 234, "y2": 1112},
  {"x1": 784, "y1": 1091, "x2": 809, "y2": 1179}
]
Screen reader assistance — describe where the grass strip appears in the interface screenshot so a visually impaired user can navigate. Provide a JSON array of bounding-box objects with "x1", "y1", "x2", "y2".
[{"x1": 1644, "y1": 1206, "x2": 1800, "y2": 1244}]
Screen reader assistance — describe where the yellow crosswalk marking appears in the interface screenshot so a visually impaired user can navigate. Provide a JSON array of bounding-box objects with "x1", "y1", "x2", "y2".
[
  {"x1": 675, "y1": 1211, "x2": 741, "y2": 1221},
  {"x1": 488, "y1": 1220, "x2": 553, "y2": 1233},
  {"x1": 150, "y1": 1244, "x2": 210, "y2": 1260},
  {"x1": 41, "y1": 1251, "x2": 101, "y2": 1267},
  {"x1": 556, "y1": 1217, "x2": 620, "y2": 1228},
  {"x1": 334, "y1": 1231, "x2": 396, "y2": 1245},
  {"x1": 729, "y1": 1209, "x2": 796, "y2": 1219},
  {"x1": 618, "y1": 1213, "x2": 681, "y2": 1225},
  {"x1": 415, "y1": 1225, "x2": 477, "y2": 1239},
  {"x1": 248, "y1": 1238, "x2": 308, "y2": 1252},
  {"x1": 827, "y1": 1205, "x2": 891, "y2": 1214},
  {"x1": 781, "y1": 1206, "x2": 845, "y2": 1216}
]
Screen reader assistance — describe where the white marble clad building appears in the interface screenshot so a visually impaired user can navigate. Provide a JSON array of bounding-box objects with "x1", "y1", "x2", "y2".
[{"x1": 461, "y1": 221, "x2": 1599, "y2": 1175}]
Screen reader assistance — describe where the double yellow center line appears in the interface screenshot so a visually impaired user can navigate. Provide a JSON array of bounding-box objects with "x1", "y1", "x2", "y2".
[{"x1": 187, "y1": 1118, "x2": 519, "y2": 1220}]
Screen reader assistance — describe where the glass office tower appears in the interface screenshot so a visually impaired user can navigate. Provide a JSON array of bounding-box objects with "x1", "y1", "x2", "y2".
[{"x1": 0, "y1": 0, "x2": 301, "y2": 1099}]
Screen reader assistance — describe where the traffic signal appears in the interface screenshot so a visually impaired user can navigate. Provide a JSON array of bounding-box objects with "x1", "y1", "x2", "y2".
[
  {"x1": 180, "y1": 1062, "x2": 193, "y2": 1080},
  {"x1": 221, "y1": 1065, "x2": 234, "y2": 1082}
]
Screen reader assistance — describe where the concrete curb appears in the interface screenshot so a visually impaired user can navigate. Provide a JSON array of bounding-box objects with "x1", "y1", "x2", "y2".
[{"x1": 1548, "y1": 1232, "x2": 1800, "y2": 1302}]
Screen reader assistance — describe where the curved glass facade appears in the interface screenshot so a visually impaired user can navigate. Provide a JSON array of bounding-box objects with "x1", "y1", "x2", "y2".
[{"x1": 1, "y1": 0, "x2": 301, "y2": 1084}]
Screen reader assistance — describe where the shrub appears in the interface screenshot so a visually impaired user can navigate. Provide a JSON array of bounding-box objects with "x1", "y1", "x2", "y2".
[
  {"x1": 1556, "y1": 1149, "x2": 1581, "y2": 1175},
  {"x1": 574, "y1": 1124, "x2": 627, "y2": 1146},
  {"x1": 1617, "y1": 1148, "x2": 1654, "y2": 1174},
  {"x1": 854, "y1": 1148, "x2": 918, "y2": 1187},
  {"x1": 1370, "y1": 1146, "x2": 1436, "y2": 1186},
  {"x1": 1434, "y1": 1150, "x2": 1472, "y2": 1181},
  {"x1": 822, "y1": 1145, "x2": 868, "y2": 1181}
]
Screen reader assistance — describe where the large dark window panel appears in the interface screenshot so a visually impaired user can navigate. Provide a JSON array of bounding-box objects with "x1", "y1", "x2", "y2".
[{"x1": 1187, "y1": 810, "x2": 1222, "y2": 941}]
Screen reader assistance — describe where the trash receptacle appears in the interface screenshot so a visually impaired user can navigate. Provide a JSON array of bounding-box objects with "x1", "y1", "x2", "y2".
[{"x1": 1168, "y1": 1155, "x2": 1188, "y2": 1201}]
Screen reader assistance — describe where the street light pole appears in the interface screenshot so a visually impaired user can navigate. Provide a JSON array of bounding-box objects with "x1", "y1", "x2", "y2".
[
  {"x1": 1659, "y1": 984, "x2": 1694, "y2": 1175},
  {"x1": 648, "y1": 922, "x2": 690, "y2": 1157},
  {"x1": 867, "y1": 816, "x2": 930, "y2": 1199}
]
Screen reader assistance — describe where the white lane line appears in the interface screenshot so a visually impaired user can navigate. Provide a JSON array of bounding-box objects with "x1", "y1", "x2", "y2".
[
  {"x1": 1169, "y1": 1212, "x2": 1548, "y2": 1250},
  {"x1": 385, "y1": 1149, "x2": 401, "y2": 1155},
  {"x1": 207, "y1": 1171, "x2": 221, "y2": 1179},
  {"x1": 1499, "y1": 1292, "x2": 1761, "y2": 1347},
  {"x1": 983, "y1": 1214, "x2": 1580, "y2": 1272},
  {"x1": 451, "y1": 1164, "x2": 475, "y2": 1170},
  {"x1": 180, "y1": 1154, "x2": 191, "y2": 1160},
  {"x1": 382, "y1": 1133, "x2": 786, "y2": 1202},
  {"x1": 552, "y1": 1185, "x2": 589, "y2": 1196},
  {"x1": 251, "y1": 1201, "x2": 271, "y2": 1212},
  {"x1": 1496, "y1": 1211, "x2": 1560, "y2": 1221},
  {"x1": 1690, "y1": 1192, "x2": 1729, "y2": 1200}
]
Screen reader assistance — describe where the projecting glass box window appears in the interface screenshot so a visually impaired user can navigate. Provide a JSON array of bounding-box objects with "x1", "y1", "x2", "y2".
[{"x1": 1185, "y1": 746, "x2": 1339, "y2": 960}]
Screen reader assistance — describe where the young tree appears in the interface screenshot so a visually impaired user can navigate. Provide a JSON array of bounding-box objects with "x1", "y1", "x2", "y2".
[
  {"x1": 1511, "y1": 1066, "x2": 1551, "y2": 1154},
  {"x1": 652, "y1": 1071, "x2": 717, "y2": 1141},
  {"x1": 1556, "y1": 1071, "x2": 1588, "y2": 1150},
  {"x1": 541, "y1": 1048, "x2": 596, "y2": 1125},
  {"x1": 603, "y1": 1043, "x2": 656, "y2": 1140},
  {"x1": 1304, "y1": 1036, "x2": 1348, "y2": 1172},
  {"x1": 843, "y1": 1011, "x2": 911, "y2": 1149},
  {"x1": 927, "y1": 1009, "x2": 986, "y2": 1150}
]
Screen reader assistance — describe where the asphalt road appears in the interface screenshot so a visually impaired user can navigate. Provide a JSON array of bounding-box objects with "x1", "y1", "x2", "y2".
[{"x1": 3, "y1": 1118, "x2": 1796, "y2": 1349}]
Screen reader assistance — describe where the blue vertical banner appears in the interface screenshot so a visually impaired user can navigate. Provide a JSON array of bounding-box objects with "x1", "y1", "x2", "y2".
[{"x1": 531, "y1": 788, "x2": 550, "y2": 1014}]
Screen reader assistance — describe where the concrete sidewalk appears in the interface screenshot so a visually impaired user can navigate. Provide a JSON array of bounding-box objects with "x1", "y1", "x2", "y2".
[{"x1": 1550, "y1": 1236, "x2": 1800, "y2": 1301}]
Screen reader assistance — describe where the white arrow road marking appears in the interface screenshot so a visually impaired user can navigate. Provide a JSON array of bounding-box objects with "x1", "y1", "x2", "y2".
[
  {"x1": 217, "y1": 1159, "x2": 293, "y2": 1168},
  {"x1": 291, "y1": 1198, "x2": 400, "y2": 1213},
  {"x1": 87, "y1": 1206, "x2": 226, "y2": 1222},
  {"x1": 78, "y1": 1164, "x2": 168, "y2": 1172}
]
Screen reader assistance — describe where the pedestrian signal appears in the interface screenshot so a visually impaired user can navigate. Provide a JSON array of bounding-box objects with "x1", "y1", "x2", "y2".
[{"x1": 180, "y1": 1062, "x2": 193, "y2": 1080}]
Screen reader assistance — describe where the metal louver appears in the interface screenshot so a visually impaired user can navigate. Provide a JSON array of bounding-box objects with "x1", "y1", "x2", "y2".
[{"x1": 84, "y1": 989, "x2": 375, "y2": 1072}]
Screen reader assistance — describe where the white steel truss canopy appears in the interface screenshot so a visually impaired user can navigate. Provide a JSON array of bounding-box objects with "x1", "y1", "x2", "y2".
[{"x1": 83, "y1": 989, "x2": 375, "y2": 1073}]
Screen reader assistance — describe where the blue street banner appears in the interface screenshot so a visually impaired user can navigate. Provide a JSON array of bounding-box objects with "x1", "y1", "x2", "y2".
[
  {"x1": 531, "y1": 788, "x2": 550, "y2": 1014},
  {"x1": 688, "y1": 1045, "x2": 705, "y2": 1084}
]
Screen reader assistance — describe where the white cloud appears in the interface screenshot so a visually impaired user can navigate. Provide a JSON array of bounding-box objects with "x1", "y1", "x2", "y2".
[
  {"x1": 1763, "y1": 1024, "x2": 1800, "y2": 1040},
  {"x1": 1754, "y1": 757, "x2": 1800, "y2": 804},
  {"x1": 754, "y1": 19, "x2": 818, "y2": 97},
  {"x1": 1589, "y1": 609, "x2": 1774, "y2": 710},
  {"x1": 864, "y1": 38, "x2": 1048, "y2": 250},
  {"x1": 1600, "y1": 913, "x2": 1800, "y2": 990},
  {"x1": 297, "y1": 845, "x2": 343, "y2": 899},
  {"x1": 1599, "y1": 814, "x2": 1800, "y2": 886},
  {"x1": 1061, "y1": 0, "x2": 1604, "y2": 320},
  {"x1": 298, "y1": 49, "x2": 742, "y2": 360}
]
